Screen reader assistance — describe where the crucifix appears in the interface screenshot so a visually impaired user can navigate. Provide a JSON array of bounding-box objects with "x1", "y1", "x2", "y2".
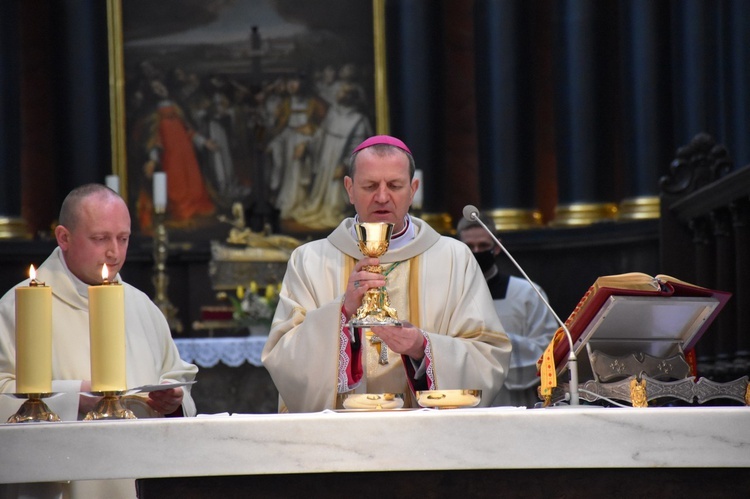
[{"x1": 368, "y1": 332, "x2": 389, "y2": 365}]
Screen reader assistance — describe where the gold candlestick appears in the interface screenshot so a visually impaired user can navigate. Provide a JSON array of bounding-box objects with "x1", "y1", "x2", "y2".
[
  {"x1": 7, "y1": 265, "x2": 60, "y2": 423},
  {"x1": 84, "y1": 390, "x2": 136, "y2": 420},
  {"x1": 152, "y1": 208, "x2": 183, "y2": 334},
  {"x1": 89, "y1": 265, "x2": 126, "y2": 392},
  {"x1": 84, "y1": 265, "x2": 135, "y2": 420},
  {"x1": 350, "y1": 222, "x2": 401, "y2": 327},
  {"x1": 7, "y1": 393, "x2": 61, "y2": 423},
  {"x1": 16, "y1": 266, "x2": 52, "y2": 394}
]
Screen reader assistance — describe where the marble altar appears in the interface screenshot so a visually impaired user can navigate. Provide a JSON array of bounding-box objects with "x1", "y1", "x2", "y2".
[{"x1": 1, "y1": 406, "x2": 749, "y2": 486}]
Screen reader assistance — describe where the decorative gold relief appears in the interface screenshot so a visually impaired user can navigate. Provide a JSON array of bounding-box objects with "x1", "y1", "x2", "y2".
[
  {"x1": 487, "y1": 208, "x2": 543, "y2": 231},
  {"x1": 0, "y1": 217, "x2": 31, "y2": 240},
  {"x1": 630, "y1": 378, "x2": 648, "y2": 408},
  {"x1": 550, "y1": 202, "x2": 619, "y2": 227},
  {"x1": 618, "y1": 196, "x2": 660, "y2": 221}
]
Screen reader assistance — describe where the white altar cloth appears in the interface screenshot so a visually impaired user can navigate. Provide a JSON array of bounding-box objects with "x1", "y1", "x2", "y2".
[
  {"x1": 1, "y1": 406, "x2": 749, "y2": 484},
  {"x1": 173, "y1": 336, "x2": 267, "y2": 368}
]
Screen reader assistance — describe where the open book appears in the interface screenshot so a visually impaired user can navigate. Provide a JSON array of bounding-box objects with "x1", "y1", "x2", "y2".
[{"x1": 538, "y1": 273, "x2": 732, "y2": 381}]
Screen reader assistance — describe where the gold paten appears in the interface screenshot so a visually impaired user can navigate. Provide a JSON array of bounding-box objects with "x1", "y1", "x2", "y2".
[
  {"x1": 415, "y1": 389, "x2": 482, "y2": 409},
  {"x1": 340, "y1": 392, "x2": 404, "y2": 410}
]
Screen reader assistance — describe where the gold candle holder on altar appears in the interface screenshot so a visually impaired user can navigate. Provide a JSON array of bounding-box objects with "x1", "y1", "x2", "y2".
[
  {"x1": 84, "y1": 264, "x2": 135, "y2": 420},
  {"x1": 7, "y1": 265, "x2": 60, "y2": 423},
  {"x1": 7, "y1": 393, "x2": 60, "y2": 423},
  {"x1": 83, "y1": 391, "x2": 135, "y2": 420},
  {"x1": 350, "y1": 222, "x2": 401, "y2": 328},
  {"x1": 151, "y1": 204, "x2": 183, "y2": 334}
]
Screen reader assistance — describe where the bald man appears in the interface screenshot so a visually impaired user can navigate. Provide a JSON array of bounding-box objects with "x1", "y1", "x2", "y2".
[{"x1": 0, "y1": 183, "x2": 197, "y2": 498}]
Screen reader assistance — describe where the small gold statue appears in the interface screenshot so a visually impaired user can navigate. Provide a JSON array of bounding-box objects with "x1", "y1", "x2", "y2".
[{"x1": 630, "y1": 377, "x2": 648, "y2": 408}]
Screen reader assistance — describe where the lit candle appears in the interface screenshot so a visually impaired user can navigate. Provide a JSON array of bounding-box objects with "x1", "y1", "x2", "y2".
[
  {"x1": 88, "y1": 264, "x2": 126, "y2": 392},
  {"x1": 412, "y1": 169, "x2": 424, "y2": 210},
  {"x1": 105, "y1": 174, "x2": 120, "y2": 195},
  {"x1": 15, "y1": 265, "x2": 53, "y2": 394},
  {"x1": 153, "y1": 172, "x2": 167, "y2": 211}
]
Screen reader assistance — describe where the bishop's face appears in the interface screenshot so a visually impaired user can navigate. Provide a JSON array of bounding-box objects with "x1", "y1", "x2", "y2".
[{"x1": 344, "y1": 148, "x2": 418, "y2": 233}]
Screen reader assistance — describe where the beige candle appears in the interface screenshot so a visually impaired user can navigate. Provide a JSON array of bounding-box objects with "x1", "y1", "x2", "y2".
[
  {"x1": 88, "y1": 264, "x2": 126, "y2": 392},
  {"x1": 15, "y1": 265, "x2": 53, "y2": 394}
]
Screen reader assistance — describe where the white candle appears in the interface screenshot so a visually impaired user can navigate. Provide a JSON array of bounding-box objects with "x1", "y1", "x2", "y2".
[
  {"x1": 88, "y1": 264, "x2": 126, "y2": 392},
  {"x1": 153, "y1": 172, "x2": 167, "y2": 211},
  {"x1": 105, "y1": 175, "x2": 120, "y2": 195},
  {"x1": 15, "y1": 265, "x2": 52, "y2": 394},
  {"x1": 412, "y1": 169, "x2": 424, "y2": 210}
]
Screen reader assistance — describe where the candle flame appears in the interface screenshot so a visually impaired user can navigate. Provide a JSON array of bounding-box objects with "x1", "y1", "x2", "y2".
[
  {"x1": 29, "y1": 264, "x2": 36, "y2": 280},
  {"x1": 101, "y1": 264, "x2": 109, "y2": 281}
]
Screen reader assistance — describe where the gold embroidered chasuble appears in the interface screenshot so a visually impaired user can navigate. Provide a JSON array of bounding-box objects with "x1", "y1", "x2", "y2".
[{"x1": 262, "y1": 217, "x2": 511, "y2": 413}]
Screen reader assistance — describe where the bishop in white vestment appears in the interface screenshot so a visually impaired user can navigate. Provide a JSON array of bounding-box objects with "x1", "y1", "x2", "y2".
[{"x1": 262, "y1": 135, "x2": 511, "y2": 412}]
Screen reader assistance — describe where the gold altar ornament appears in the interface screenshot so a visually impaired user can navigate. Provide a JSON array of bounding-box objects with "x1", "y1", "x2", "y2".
[
  {"x1": 351, "y1": 222, "x2": 401, "y2": 327},
  {"x1": 7, "y1": 265, "x2": 60, "y2": 423},
  {"x1": 630, "y1": 378, "x2": 648, "y2": 408}
]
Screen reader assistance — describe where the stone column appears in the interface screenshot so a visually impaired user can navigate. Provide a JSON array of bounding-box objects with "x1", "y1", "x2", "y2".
[
  {"x1": 385, "y1": 0, "x2": 448, "y2": 230},
  {"x1": 0, "y1": 0, "x2": 29, "y2": 239},
  {"x1": 551, "y1": 0, "x2": 618, "y2": 226},
  {"x1": 473, "y1": 0, "x2": 541, "y2": 230},
  {"x1": 618, "y1": 0, "x2": 671, "y2": 220}
]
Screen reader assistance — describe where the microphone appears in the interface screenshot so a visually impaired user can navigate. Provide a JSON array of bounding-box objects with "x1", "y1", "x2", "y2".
[{"x1": 462, "y1": 205, "x2": 580, "y2": 406}]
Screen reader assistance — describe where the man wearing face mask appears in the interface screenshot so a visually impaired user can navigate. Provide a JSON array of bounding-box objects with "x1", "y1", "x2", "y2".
[{"x1": 456, "y1": 213, "x2": 557, "y2": 407}]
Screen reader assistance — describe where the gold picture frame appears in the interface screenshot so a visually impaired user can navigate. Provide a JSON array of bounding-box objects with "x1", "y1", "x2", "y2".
[{"x1": 106, "y1": 0, "x2": 388, "y2": 237}]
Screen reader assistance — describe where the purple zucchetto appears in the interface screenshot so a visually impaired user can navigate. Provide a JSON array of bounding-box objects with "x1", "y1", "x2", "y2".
[{"x1": 351, "y1": 135, "x2": 412, "y2": 155}]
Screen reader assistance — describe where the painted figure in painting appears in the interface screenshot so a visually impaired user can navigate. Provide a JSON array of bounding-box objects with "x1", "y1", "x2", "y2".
[
  {"x1": 141, "y1": 79, "x2": 216, "y2": 229},
  {"x1": 266, "y1": 73, "x2": 328, "y2": 220},
  {"x1": 201, "y1": 78, "x2": 250, "y2": 202},
  {"x1": 293, "y1": 82, "x2": 373, "y2": 228}
]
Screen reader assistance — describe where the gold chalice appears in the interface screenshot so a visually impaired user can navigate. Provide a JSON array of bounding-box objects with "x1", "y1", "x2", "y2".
[{"x1": 350, "y1": 222, "x2": 401, "y2": 328}]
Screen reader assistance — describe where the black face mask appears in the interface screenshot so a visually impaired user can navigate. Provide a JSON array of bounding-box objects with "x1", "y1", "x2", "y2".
[{"x1": 472, "y1": 249, "x2": 496, "y2": 273}]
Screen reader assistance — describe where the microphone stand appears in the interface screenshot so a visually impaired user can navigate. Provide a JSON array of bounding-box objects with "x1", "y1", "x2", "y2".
[{"x1": 463, "y1": 206, "x2": 579, "y2": 406}]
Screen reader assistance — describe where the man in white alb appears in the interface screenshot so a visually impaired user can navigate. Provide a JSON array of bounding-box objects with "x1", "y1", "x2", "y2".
[{"x1": 457, "y1": 213, "x2": 557, "y2": 406}]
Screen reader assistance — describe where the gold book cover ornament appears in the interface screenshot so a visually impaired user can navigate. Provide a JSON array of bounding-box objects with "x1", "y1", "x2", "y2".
[{"x1": 351, "y1": 222, "x2": 401, "y2": 327}]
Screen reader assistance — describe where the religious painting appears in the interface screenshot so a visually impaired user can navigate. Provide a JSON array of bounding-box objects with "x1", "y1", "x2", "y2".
[{"x1": 110, "y1": 0, "x2": 384, "y2": 240}]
